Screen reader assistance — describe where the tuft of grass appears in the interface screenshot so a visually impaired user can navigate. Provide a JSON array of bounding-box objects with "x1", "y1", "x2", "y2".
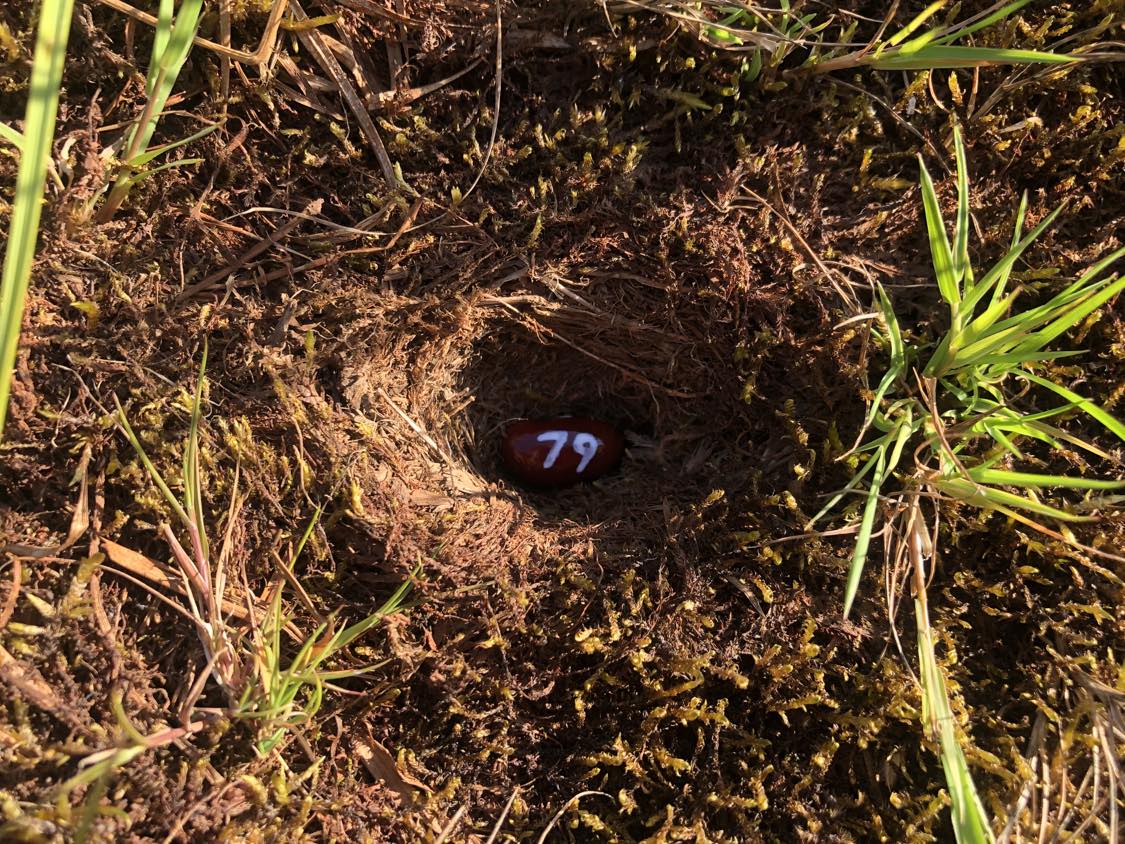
[
  {"x1": 116, "y1": 341, "x2": 415, "y2": 753},
  {"x1": 628, "y1": 0, "x2": 1074, "y2": 85},
  {"x1": 235, "y1": 527, "x2": 416, "y2": 754},
  {"x1": 813, "y1": 126, "x2": 1125, "y2": 618},
  {"x1": 115, "y1": 340, "x2": 246, "y2": 704},
  {"x1": 0, "y1": 0, "x2": 75, "y2": 441},
  {"x1": 808, "y1": 0, "x2": 1075, "y2": 74},
  {"x1": 95, "y1": 0, "x2": 209, "y2": 222},
  {"x1": 811, "y1": 125, "x2": 1124, "y2": 842}
]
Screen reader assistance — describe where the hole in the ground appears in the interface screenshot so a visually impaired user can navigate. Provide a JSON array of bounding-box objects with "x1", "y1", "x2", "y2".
[
  {"x1": 310, "y1": 272, "x2": 838, "y2": 590},
  {"x1": 450, "y1": 297, "x2": 767, "y2": 529}
]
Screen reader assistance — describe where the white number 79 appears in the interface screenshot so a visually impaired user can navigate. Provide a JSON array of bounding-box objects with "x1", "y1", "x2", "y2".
[{"x1": 536, "y1": 430, "x2": 601, "y2": 473}]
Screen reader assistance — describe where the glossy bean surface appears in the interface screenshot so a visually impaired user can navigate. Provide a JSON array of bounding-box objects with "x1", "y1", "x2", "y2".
[{"x1": 501, "y1": 416, "x2": 624, "y2": 488}]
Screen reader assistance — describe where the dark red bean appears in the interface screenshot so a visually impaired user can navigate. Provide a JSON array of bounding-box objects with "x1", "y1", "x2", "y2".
[{"x1": 501, "y1": 416, "x2": 624, "y2": 488}]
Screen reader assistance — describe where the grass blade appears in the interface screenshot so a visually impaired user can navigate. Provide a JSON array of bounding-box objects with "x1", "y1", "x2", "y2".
[
  {"x1": 961, "y1": 281, "x2": 1108, "y2": 358},
  {"x1": 954, "y1": 300, "x2": 1027, "y2": 360},
  {"x1": 136, "y1": 0, "x2": 204, "y2": 156},
  {"x1": 184, "y1": 340, "x2": 209, "y2": 562},
  {"x1": 933, "y1": 0, "x2": 1032, "y2": 46},
  {"x1": 982, "y1": 424, "x2": 1024, "y2": 460},
  {"x1": 1019, "y1": 372, "x2": 1125, "y2": 441},
  {"x1": 148, "y1": 0, "x2": 175, "y2": 93},
  {"x1": 807, "y1": 435, "x2": 892, "y2": 529},
  {"x1": 914, "y1": 594, "x2": 994, "y2": 844},
  {"x1": 1070, "y1": 244, "x2": 1125, "y2": 290},
  {"x1": 0, "y1": 0, "x2": 76, "y2": 440},
  {"x1": 967, "y1": 467, "x2": 1125, "y2": 490},
  {"x1": 0, "y1": 121, "x2": 22, "y2": 149},
  {"x1": 843, "y1": 445, "x2": 886, "y2": 620},
  {"x1": 116, "y1": 157, "x2": 206, "y2": 192},
  {"x1": 1019, "y1": 276, "x2": 1125, "y2": 352},
  {"x1": 971, "y1": 348, "x2": 1084, "y2": 369},
  {"x1": 98, "y1": 0, "x2": 204, "y2": 220},
  {"x1": 918, "y1": 156, "x2": 960, "y2": 311},
  {"x1": 885, "y1": 0, "x2": 945, "y2": 49},
  {"x1": 991, "y1": 191, "x2": 1028, "y2": 305},
  {"x1": 127, "y1": 122, "x2": 219, "y2": 168},
  {"x1": 935, "y1": 477, "x2": 1096, "y2": 522},
  {"x1": 844, "y1": 416, "x2": 913, "y2": 618},
  {"x1": 859, "y1": 285, "x2": 907, "y2": 435},
  {"x1": 958, "y1": 204, "x2": 1064, "y2": 318},
  {"x1": 952, "y1": 127, "x2": 971, "y2": 290},
  {"x1": 114, "y1": 397, "x2": 192, "y2": 528},
  {"x1": 870, "y1": 45, "x2": 1074, "y2": 70},
  {"x1": 334, "y1": 573, "x2": 416, "y2": 649}
]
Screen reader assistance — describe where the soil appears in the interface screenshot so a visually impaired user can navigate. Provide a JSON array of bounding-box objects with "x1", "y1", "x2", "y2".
[{"x1": 1, "y1": 1, "x2": 1123, "y2": 842}]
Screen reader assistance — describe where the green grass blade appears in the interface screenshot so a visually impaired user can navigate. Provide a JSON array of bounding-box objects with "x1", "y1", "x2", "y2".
[
  {"x1": 268, "y1": 585, "x2": 284, "y2": 687},
  {"x1": 870, "y1": 45, "x2": 1075, "y2": 70},
  {"x1": 991, "y1": 191, "x2": 1028, "y2": 305},
  {"x1": 952, "y1": 279, "x2": 1104, "y2": 366},
  {"x1": 126, "y1": 122, "x2": 219, "y2": 168},
  {"x1": 925, "y1": 330, "x2": 958, "y2": 378},
  {"x1": 964, "y1": 279, "x2": 1111, "y2": 356},
  {"x1": 843, "y1": 445, "x2": 886, "y2": 620},
  {"x1": 982, "y1": 416, "x2": 1105, "y2": 459},
  {"x1": 952, "y1": 127, "x2": 971, "y2": 290},
  {"x1": 114, "y1": 397, "x2": 192, "y2": 528},
  {"x1": 983, "y1": 402, "x2": 1079, "y2": 425},
  {"x1": 949, "y1": 291, "x2": 1020, "y2": 353},
  {"x1": 918, "y1": 156, "x2": 960, "y2": 311},
  {"x1": 0, "y1": 121, "x2": 22, "y2": 149},
  {"x1": 100, "y1": 0, "x2": 203, "y2": 219},
  {"x1": 1071, "y1": 245, "x2": 1125, "y2": 290},
  {"x1": 293, "y1": 507, "x2": 323, "y2": 564},
  {"x1": 745, "y1": 48, "x2": 763, "y2": 81},
  {"x1": 914, "y1": 598, "x2": 994, "y2": 844},
  {"x1": 316, "y1": 663, "x2": 386, "y2": 682},
  {"x1": 967, "y1": 467, "x2": 1125, "y2": 490},
  {"x1": 149, "y1": 0, "x2": 175, "y2": 92},
  {"x1": 807, "y1": 436, "x2": 891, "y2": 529},
  {"x1": 885, "y1": 0, "x2": 945, "y2": 49},
  {"x1": 1020, "y1": 422, "x2": 1112, "y2": 461},
  {"x1": 992, "y1": 246, "x2": 1125, "y2": 325},
  {"x1": 117, "y1": 157, "x2": 205, "y2": 192},
  {"x1": 949, "y1": 314, "x2": 1035, "y2": 368},
  {"x1": 933, "y1": 0, "x2": 1033, "y2": 45},
  {"x1": 895, "y1": 25, "x2": 942, "y2": 57},
  {"x1": 959, "y1": 204, "x2": 1064, "y2": 318},
  {"x1": 972, "y1": 349, "x2": 1085, "y2": 368},
  {"x1": 286, "y1": 621, "x2": 330, "y2": 676},
  {"x1": 935, "y1": 477, "x2": 1096, "y2": 522},
  {"x1": 843, "y1": 417, "x2": 913, "y2": 618},
  {"x1": 334, "y1": 574, "x2": 415, "y2": 649},
  {"x1": 877, "y1": 283, "x2": 906, "y2": 365},
  {"x1": 860, "y1": 285, "x2": 907, "y2": 431},
  {"x1": 184, "y1": 339, "x2": 209, "y2": 559},
  {"x1": 0, "y1": 0, "x2": 76, "y2": 441},
  {"x1": 982, "y1": 424, "x2": 1024, "y2": 460},
  {"x1": 138, "y1": 0, "x2": 204, "y2": 155},
  {"x1": 1019, "y1": 372, "x2": 1125, "y2": 441},
  {"x1": 118, "y1": 0, "x2": 173, "y2": 163},
  {"x1": 1019, "y1": 276, "x2": 1125, "y2": 352}
]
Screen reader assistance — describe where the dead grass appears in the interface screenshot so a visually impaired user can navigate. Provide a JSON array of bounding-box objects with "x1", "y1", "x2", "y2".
[{"x1": 1, "y1": 0, "x2": 1123, "y2": 841}]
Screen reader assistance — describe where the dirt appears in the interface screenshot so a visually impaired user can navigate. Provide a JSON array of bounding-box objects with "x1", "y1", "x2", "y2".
[{"x1": 1, "y1": 0, "x2": 1123, "y2": 841}]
